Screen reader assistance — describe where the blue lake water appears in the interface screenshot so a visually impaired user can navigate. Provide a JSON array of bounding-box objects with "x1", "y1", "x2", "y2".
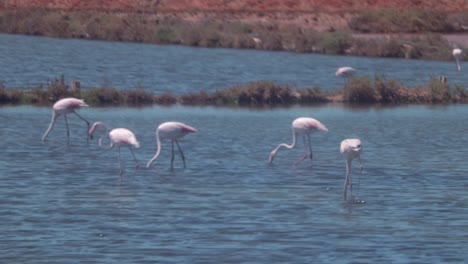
[
  {"x1": 0, "y1": 34, "x2": 468, "y2": 263},
  {"x1": 0, "y1": 33, "x2": 466, "y2": 93},
  {"x1": 1, "y1": 104, "x2": 468, "y2": 263}
]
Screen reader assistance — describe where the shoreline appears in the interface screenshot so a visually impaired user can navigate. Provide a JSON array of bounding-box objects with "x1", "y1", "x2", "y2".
[{"x1": 0, "y1": 8, "x2": 466, "y2": 61}]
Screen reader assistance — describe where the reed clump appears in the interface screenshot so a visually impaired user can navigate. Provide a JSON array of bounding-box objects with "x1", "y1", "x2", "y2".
[{"x1": 342, "y1": 75, "x2": 468, "y2": 104}]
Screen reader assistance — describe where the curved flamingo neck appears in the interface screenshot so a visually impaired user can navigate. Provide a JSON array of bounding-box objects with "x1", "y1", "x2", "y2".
[
  {"x1": 42, "y1": 111, "x2": 58, "y2": 141},
  {"x1": 146, "y1": 132, "x2": 163, "y2": 168},
  {"x1": 98, "y1": 132, "x2": 111, "y2": 148},
  {"x1": 269, "y1": 130, "x2": 297, "y2": 163}
]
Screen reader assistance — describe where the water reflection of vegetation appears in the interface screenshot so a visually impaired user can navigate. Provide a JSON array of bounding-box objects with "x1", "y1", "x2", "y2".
[{"x1": 0, "y1": 75, "x2": 466, "y2": 107}]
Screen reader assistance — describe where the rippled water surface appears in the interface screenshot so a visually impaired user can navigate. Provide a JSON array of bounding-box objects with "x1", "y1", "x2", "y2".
[
  {"x1": 0, "y1": 33, "x2": 467, "y2": 93},
  {"x1": 1, "y1": 105, "x2": 468, "y2": 263}
]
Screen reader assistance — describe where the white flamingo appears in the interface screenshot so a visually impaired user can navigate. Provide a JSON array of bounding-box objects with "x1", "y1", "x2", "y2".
[
  {"x1": 336, "y1": 66, "x2": 356, "y2": 81},
  {"x1": 269, "y1": 117, "x2": 328, "y2": 165},
  {"x1": 42, "y1": 97, "x2": 90, "y2": 144},
  {"x1": 340, "y1": 138, "x2": 363, "y2": 201},
  {"x1": 453, "y1": 48, "x2": 462, "y2": 71},
  {"x1": 89, "y1": 122, "x2": 140, "y2": 179},
  {"x1": 146, "y1": 121, "x2": 197, "y2": 169}
]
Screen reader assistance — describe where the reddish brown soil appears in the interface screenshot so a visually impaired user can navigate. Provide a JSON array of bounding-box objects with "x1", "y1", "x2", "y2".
[
  {"x1": 2, "y1": 0, "x2": 468, "y2": 45},
  {"x1": 1, "y1": 0, "x2": 467, "y2": 12},
  {"x1": 3, "y1": 0, "x2": 465, "y2": 33}
]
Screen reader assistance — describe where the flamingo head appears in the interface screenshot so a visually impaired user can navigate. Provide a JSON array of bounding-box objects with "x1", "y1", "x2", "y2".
[
  {"x1": 340, "y1": 138, "x2": 362, "y2": 158},
  {"x1": 89, "y1": 122, "x2": 108, "y2": 140}
]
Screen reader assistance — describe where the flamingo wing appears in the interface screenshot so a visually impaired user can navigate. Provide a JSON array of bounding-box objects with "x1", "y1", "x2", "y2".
[
  {"x1": 109, "y1": 128, "x2": 140, "y2": 148},
  {"x1": 158, "y1": 122, "x2": 197, "y2": 140}
]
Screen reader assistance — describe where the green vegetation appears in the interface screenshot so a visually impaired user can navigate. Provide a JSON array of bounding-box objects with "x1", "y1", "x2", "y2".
[
  {"x1": 1, "y1": 76, "x2": 466, "y2": 108},
  {"x1": 349, "y1": 9, "x2": 468, "y2": 33},
  {"x1": 0, "y1": 9, "x2": 465, "y2": 60}
]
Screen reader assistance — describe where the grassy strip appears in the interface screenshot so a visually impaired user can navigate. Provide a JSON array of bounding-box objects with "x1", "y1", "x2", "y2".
[
  {"x1": 1, "y1": 76, "x2": 466, "y2": 107},
  {"x1": 349, "y1": 9, "x2": 468, "y2": 33},
  {"x1": 0, "y1": 9, "x2": 464, "y2": 60}
]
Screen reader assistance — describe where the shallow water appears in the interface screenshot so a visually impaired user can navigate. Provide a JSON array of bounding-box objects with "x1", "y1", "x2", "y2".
[
  {"x1": 1, "y1": 105, "x2": 467, "y2": 263},
  {"x1": 0, "y1": 33, "x2": 466, "y2": 93}
]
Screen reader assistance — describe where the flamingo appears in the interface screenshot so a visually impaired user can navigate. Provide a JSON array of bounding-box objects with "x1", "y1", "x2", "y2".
[
  {"x1": 146, "y1": 121, "x2": 197, "y2": 169},
  {"x1": 42, "y1": 97, "x2": 90, "y2": 144},
  {"x1": 340, "y1": 138, "x2": 363, "y2": 201},
  {"x1": 268, "y1": 117, "x2": 328, "y2": 165},
  {"x1": 89, "y1": 122, "x2": 140, "y2": 179},
  {"x1": 336, "y1": 66, "x2": 356, "y2": 81},
  {"x1": 452, "y1": 48, "x2": 462, "y2": 71}
]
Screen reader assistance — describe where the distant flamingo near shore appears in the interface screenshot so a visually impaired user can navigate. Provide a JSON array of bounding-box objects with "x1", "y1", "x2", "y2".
[
  {"x1": 336, "y1": 66, "x2": 356, "y2": 82},
  {"x1": 340, "y1": 138, "x2": 363, "y2": 201},
  {"x1": 89, "y1": 122, "x2": 140, "y2": 179},
  {"x1": 146, "y1": 121, "x2": 197, "y2": 169},
  {"x1": 268, "y1": 117, "x2": 328, "y2": 166},
  {"x1": 42, "y1": 97, "x2": 90, "y2": 144},
  {"x1": 452, "y1": 48, "x2": 462, "y2": 71}
]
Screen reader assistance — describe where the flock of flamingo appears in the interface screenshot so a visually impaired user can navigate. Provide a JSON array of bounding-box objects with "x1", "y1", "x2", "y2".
[
  {"x1": 41, "y1": 48, "x2": 463, "y2": 202},
  {"x1": 41, "y1": 98, "x2": 197, "y2": 180}
]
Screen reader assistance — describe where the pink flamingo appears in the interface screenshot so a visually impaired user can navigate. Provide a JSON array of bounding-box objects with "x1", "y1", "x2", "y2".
[
  {"x1": 146, "y1": 121, "x2": 197, "y2": 169},
  {"x1": 269, "y1": 117, "x2": 328, "y2": 165},
  {"x1": 89, "y1": 122, "x2": 140, "y2": 179},
  {"x1": 340, "y1": 138, "x2": 363, "y2": 201},
  {"x1": 42, "y1": 97, "x2": 90, "y2": 144},
  {"x1": 452, "y1": 48, "x2": 462, "y2": 71}
]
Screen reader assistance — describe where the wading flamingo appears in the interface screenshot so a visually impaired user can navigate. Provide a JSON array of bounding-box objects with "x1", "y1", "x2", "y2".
[
  {"x1": 452, "y1": 48, "x2": 462, "y2": 71},
  {"x1": 340, "y1": 138, "x2": 363, "y2": 201},
  {"x1": 146, "y1": 122, "x2": 197, "y2": 169},
  {"x1": 269, "y1": 117, "x2": 328, "y2": 165},
  {"x1": 336, "y1": 66, "x2": 356, "y2": 82},
  {"x1": 89, "y1": 122, "x2": 140, "y2": 179},
  {"x1": 42, "y1": 97, "x2": 90, "y2": 144}
]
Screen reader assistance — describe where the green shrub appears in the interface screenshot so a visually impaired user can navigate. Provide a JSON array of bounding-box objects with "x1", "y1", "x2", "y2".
[
  {"x1": 154, "y1": 92, "x2": 177, "y2": 105},
  {"x1": 156, "y1": 25, "x2": 178, "y2": 44},
  {"x1": 125, "y1": 87, "x2": 155, "y2": 105},
  {"x1": 374, "y1": 75, "x2": 404, "y2": 103},
  {"x1": 349, "y1": 9, "x2": 455, "y2": 33},
  {"x1": 82, "y1": 86, "x2": 123, "y2": 105},
  {"x1": 427, "y1": 79, "x2": 452, "y2": 103},
  {"x1": 322, "y1": 31, "x2": 352, "y2": 54},
  {"x1": 343, "y1": 77, "x2": 378, "y2": 103},
  {"x1": 296, "y1": 87, "x2": 329, "y2": 104}
]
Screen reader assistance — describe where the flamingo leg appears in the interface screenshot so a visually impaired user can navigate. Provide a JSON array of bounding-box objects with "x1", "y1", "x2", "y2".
[
  {"x1": 73, "y1": 111, "x2": 90, "y2": 144},
  {"x1": 175, "y1": 140, "x2": 186, "y2": 168},
  {"x1": 343, "y1": 174, "x2": 349, "y2": 200},
  {"x1": 456, "y1": 58, "x2": 461, "y2": 71},
  {"x1": 344, "y1": 160, "x2": 352, "y2": 201},
  {"x1": 356, "y1": 156, "x2": 363, "y2": 198},
  {"x1": 307, "y1": 134, "x2": 313, "y2": 164},
  {"x1": 128, "y1": 146, "x2": 139, "y2": 177},
  {"x1": 294, "y1": 136, "x2": 308, "y2": 165},
  {"x1": 170, "y1": 140, "x2": 175, "y2": 168},
  {"x1": 117, "y1": 146, "x2": 123, "y2": 181},
  {"x1": 64, "y1": 114, "x2": 70, "y2": 145}
]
